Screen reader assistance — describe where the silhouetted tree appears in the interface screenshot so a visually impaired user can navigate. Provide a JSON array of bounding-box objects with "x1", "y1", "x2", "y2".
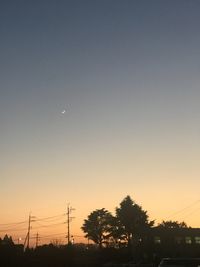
[
  {"x1": 116, "y1": 196, "x2": 154, "y2": 248},
  {"x1": 81, "y1": 208, "x2": 113, "y2": 248},
  {"x1": 108, "y1": 216, "x2": 127, "y2": 247},
  {"x1": 2, "y1": 234, "x2": 14, "y2": 246},
  {"x1": 158, "y1": 220, "x2": 188, "y2": 228}
]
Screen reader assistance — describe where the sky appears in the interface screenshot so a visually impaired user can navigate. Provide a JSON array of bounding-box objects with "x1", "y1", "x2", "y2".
[{"x1": 1, "y1": 0, "x2": 200, "y2": 245}]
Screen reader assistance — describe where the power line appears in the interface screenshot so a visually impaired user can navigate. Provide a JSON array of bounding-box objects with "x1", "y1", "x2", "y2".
[
  {"x1": 33, "y1": 221, "x2": 65, "y2": 229},
  {"x1": 35, "y1": 217, "x2": 65, "y2": 224},
  {"x1": 165, "y1": 199, "x2": 200, "y2": 221},
  {"x1": 38, "y1": 232, "x2": 67, "y2": 239},
  {"x1": 180, "y1": 206, "x2": 200, "y2": 222},
  {"x1": 0, "y1": 210, "x2": 80, "y2": 247},
  {"x1": 0, "y1": 213, "x2": 65, "y2": 229},
  {"x1": 0, "y1": 215, "x2": 65, "y2": 234},
  {"x1": 34, "y1": 214, "x2": 65, "y2": 222},
  {"x1": 0, "y1": 220, "x2": 27, "y2": 227},
  {"x1": 0, "y1": 227, "x2": 27, "y2": 233}
]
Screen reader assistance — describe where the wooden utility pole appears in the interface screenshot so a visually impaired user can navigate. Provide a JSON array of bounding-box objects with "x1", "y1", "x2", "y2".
[
  {"x1": 35, "y1": 232, "x2": 39, "y2": 248},
  {"x1": 66, "y1": 204, "x2": 75, "y2": 245},
  {"x1": 24, "y1": 213, "x2": 35, "y2": 250}
]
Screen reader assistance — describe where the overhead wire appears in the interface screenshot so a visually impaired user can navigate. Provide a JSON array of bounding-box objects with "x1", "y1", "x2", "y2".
[
  {"x1": 180, "y1": 206, "x2": 200, "y2": 222},
  {"x1": 0, "y1": 227, "x2": 27, "y2": 233},
  {"x1": 0, "y1": 211, "x2": 81, "y2": 245},
  {"x1": 35, "y1": 217, "x2": 65, "y2": 223},
  {"x1": 33, "y1": 221, "x2": 66, "y2": 229},
  {"x1": 34, "y1": 214, "x2": 65, "y2": 222},
  {"x1": 36, "y1": 232, "x2": 67, "y2": 239},
  {"x1": 0, "y1": 213, "x2": 66, "y2": 238},
  {"x1": 0, "y1": 220, "x2": 27, "y2": 227},
  {"x1": 165, "y1": 199, "x2": 200, "y2": 221}
]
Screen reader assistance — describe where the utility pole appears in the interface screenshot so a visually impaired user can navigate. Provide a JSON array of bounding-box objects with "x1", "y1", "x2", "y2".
[
  {"x1": 24, "y1": 213, "x2": 35, "y2": 250},
  {"x1": 27, "y1": 213, "x2": 31, "y2": 249},
  {"x1": 35, "y1": 232, "x2": 39, "y2": 248},
  {"x1": 66, "y1": 204, "x2": 75, "y2": 245}
]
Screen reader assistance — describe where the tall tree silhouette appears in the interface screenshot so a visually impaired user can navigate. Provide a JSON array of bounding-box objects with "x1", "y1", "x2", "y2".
[
  {"x1": 81, "y1": 208, "x2": 113, "y2": 248},
  {"x1": 116, "y1": 196, "x2": 154, "y2": 248}
]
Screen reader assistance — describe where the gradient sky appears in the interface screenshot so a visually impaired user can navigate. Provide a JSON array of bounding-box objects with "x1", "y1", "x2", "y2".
[{"x1": 1, "y1": 0, "x2": 200, "y2": 245}]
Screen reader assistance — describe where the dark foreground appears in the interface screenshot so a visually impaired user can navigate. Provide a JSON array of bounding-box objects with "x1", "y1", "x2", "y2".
[
  {"x1": 2, "y1": 243, "x2": 200, "y2": 267},
  {"x1": 0, "y1": 244, "x2": 159, "y2": 267}
]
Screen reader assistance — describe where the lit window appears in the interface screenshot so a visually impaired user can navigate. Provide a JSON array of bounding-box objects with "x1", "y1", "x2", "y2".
[
  {"x1": 195, "y1": 237, "x2": 200, "y2": 244},
  {"x1": 185, "y1": 236, "x2": 192, "y2": 244},
  {"x1": 154, "y1": 236, "x2": 161, "y2": 244}
]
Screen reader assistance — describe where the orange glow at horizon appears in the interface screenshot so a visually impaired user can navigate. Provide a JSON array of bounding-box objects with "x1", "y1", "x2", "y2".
[{"x1": 1, "y1": 191, "x2": 200, "y2": 248}]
